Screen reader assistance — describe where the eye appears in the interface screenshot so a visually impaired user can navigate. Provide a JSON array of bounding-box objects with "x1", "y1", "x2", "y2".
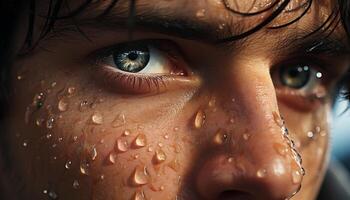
[
  {"x1": 279, "y1": 64, "x2": 322, "y2": 91},
  {"x1": 94, "y1": 40, "x2": 195, "y2": 94},
  {"x1": 272, "y1": 61, "x2": 327, "y2": 111}
]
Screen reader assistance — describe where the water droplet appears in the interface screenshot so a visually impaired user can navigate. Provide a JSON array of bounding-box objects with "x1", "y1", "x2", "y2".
[
  {"x1": 158, "y1": 142, "x2": 163, "y2": 147},
  {"x1": 153, "y1": 149, "x2": 167, "y2": 164},
  {"x1": 108, "y1": 152, "x2": 117, "y2": 164},
  {"x1": 22, "y1": 140, "x2": 28, "y2": 147},
  {"x1": 173, "y1": 127, "x2": 179, "y2": 132},
  {"x1": 292, "y1": 170, "x2": 302, "y2": 184},
  {"x1": 72, "y1": 180, "x2": 80, "y2": 189},
  {"x1": 43, "y1": 189, "x2": 48, "y2": 194},
  {"x1": 227, "y1": 157, "x2": 233, "y2": 163},
  {"x1": 243, "y1": 133, "x2": 250, "y2": 140},
  {"x1": 306, "y1": 131, "x2": 314, "y2": 138},
  {"x1": 133, "y1": 190, "x2": 146, "y2": 200},
  {"x1": 46, "y1": 133, "x2": 52, "y2": 139},
  {"x1": 33, "y1": 92, "x2": 45, "y2": 109},
  {"x1": 133, "y1": 134, "x2": 147, "y2": 148},
  {"x1": 46, "y1": 115, "x2": 55, "y2": 129},
  {"x1": 194, "y1": 109, "x2": 206, "y2": 129},
  {"x1": 163, "y1": 134, "x2": 169, "y2": 139},
  {"x1": 112, "y1": 114, "x2": 126, "y2": 128},
  {"x1": 51, "y1": 82, "x2": 57, "y2": 87},
  {"x1": 116, "y1": 138, "x2": 129, "y2": 152},
  {"x1": 90, "y1": 147, "x2": 98, "y2": 161},
  {"x1": 58, "y1": 98, "x2": 68, "y2": 112},
  {"x1": 17, "y1": 75, "x2": 23, "y2": 80},
  {"x1": 147, "y1": 146, "x2": 153, "y2": 152},
  {"x1": 196, "y1": 9, "x2": 206, "y2": 18},
  {"x1": 36, "y1": 118, "x2": 45, "y2": 126},
  {"x1": 229, "y1": 117, "x2": 235, "y2": 124},
  {"x1": 315, "y1": 126, "x2": 321, "y2": 133},
  {"x1": 91, "y1": 113, "x2": 103, "y2": 125},
  {"x1": 274, "y1": 143, "x2": 289, "y2": 156},
  {"x1": 272, "y1": 111, "x2": 283, "y2": 127},
  {"x1": 100, "y1": 174, "x2": 105, "y2": 181},
  {"x1": 48, "y1": 190, "x2": 58, "y2": 199},
  {"x1": 257, "y1": 169, "x2": 267, "y2": 178},
  {"x1": 80, "y1": 161, "x2": 90, "y2": 175},
  {"x1": 65, "y1": 160, "x2": 72, "y2": 169},
  {"x1": 131, "y1": 166, "x2": 149, "y2": 186},
  {"x1": 320, "y1": 130, "x2": 327, "y2": 137},
  {"x1": 123, "y1": 129, "x2": 131, "y2": 136},
  {"x1": 213, "y1": 129, "x2": 227, "y2": 145},
  {"x1": 67, "y1": 87, "x2": 76, "y2": 95}
]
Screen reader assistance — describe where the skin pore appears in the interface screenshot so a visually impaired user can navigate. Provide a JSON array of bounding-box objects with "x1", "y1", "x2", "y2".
[{"x1": 2, "y1": 0, "x2": 350, "y2": 199}]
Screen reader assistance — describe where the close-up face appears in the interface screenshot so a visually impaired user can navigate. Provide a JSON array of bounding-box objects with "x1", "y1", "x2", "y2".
[{"x1": 2, "y1": 0, "x2": 350, "y2": 199}]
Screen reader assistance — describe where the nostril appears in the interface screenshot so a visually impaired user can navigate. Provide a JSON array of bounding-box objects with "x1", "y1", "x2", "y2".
[{"x1": 218, "y1": 190, "x2": 253, "y2": 200}]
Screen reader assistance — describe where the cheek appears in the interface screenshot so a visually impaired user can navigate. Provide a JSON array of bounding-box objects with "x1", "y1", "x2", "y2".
[
  {"x1": 279, "y1": 104, "x2": 330, "y2": 198},
  {"x1": 6, "y1": 72, "x2": 200, "y2": 200}
]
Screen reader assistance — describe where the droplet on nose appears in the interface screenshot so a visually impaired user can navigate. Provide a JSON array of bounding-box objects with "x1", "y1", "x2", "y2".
[
  {"x1": 213, "y1": 129, "x2": 227, "y2": 145},
  {"x1": 272, "y1": 111, "x2": 284, "y2": 127},
  {"x1": 133, "y1": 190, "x2": 146, "y2": 200},
  {"x1": 194, "y1": 109, "x2": 206, "y2": 129},
  {"x1": 291, "y1": 170, "x2": 302, "y2": 184},
  {"x1": 72, "y1": 180, "x2": 80, "y2": 189},
  {"x1": 108, "y1": 152, "x2": 117, "y2": 164},
  {"x1": 58, "y1": 98, "x2": 68, "y2": 112},
  {"x1": 153, "y1": 149, "x2": 167, "y2": 164}
]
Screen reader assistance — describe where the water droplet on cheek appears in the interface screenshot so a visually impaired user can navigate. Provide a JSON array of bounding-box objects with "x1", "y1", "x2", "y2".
[
  {"x1": 91, "y1": 113, "x2": 103, "y2": 125},
  {"x1": 133, "y1": 190, "x2": 146, "y2": 200},
  {"x1": 213, "y1": 129, "x2": 227, "y2": 145},
  {"x1": 79, "y1": 101, "x2": 89, "y2": 112},
  {"x1": 116, "y1": 138, "x2": 129, "y2": 152},
  {"x1": 194, "y1": 109, "x2": 206, "y2": 129},
  {"x1": 153, "y1": 149, "x2": 167, "y2": 164},
  {"x1": 196, "y1": 9, "x2": 206, "y2": 18},
  {"x1": 243, "y1": 133, "x2": 250, "y2": 140},
  {"x1": 273, "y1": 143, "x2": 289, "y2": 156},
  {"x1": 108, "y1": 152, "x2": 117, "y2": 164},
  {"x1": 291, "y1": 170, "x2": 302, "y2": 184},
  {"x1": 90, "y1": 147, "x2": 98, "y2": 161},
  {"x1": 80, "y1": 161, "x2": 90, "y2": 175},
  {"x1": 46, "y1": 115, "x2": 55, "y2": 129},
  {"x1": 58, "y1": 98, "x2": 69, "y2": 112},
  {"x1": 256, "y1": 169, "x2": 267, "y2": 178},
  {"x1": 67, "y1": 87, "x2": 76, "y2": 95},
  {"x1": 112, "y1": 114, "x2": 126, "y2": 128},
  {"x1": 133, "y1": 134, "x2": 147, "y2": 148},
  {"x1": 131, "y1": 166, "x2": 149, "y2": 186},
  {"x1": 65, "y1": 160, "x2": 72, "y2": 169}
]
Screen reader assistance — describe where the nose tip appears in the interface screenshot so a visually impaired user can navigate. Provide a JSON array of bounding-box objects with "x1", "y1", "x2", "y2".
[{"x1": 195, "y1": 153, "x2": 303, "y2": 200}]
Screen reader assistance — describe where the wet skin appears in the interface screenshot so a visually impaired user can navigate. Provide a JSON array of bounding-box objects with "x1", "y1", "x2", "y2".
[{"x1": 3, "y1": 0, "x2": 350, "y2": 199}]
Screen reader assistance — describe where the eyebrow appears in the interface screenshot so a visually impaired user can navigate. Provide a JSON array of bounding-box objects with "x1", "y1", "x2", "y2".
[{"x1": 51, "y1": 7, "x2": 350, "y2": 56}]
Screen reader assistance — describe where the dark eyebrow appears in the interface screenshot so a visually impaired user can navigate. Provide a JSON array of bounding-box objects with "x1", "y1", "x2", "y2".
[{"x1": 52, "y1": 9, "x2": 349, "y2": 56}]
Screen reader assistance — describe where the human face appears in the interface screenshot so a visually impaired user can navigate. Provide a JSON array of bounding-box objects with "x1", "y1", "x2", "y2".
[{"x1": 4, "y1": 0, "x2": 350, "y2": 199}]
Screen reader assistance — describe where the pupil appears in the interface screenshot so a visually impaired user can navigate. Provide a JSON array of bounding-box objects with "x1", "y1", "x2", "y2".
[
  {"x1": 280, "y1": 65, "x2": 310, "y2": 89},
  {"x1": 128, "y1": 52, "x2": 138, "y2": 60}
]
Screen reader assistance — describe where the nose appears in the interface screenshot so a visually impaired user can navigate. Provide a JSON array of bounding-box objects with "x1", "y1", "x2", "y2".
[{"x1": 195, "y1": 63, "x2": 304, "y2": 200}]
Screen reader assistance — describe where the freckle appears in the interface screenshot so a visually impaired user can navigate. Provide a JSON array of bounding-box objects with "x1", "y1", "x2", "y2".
[
  {"x1": 256, "y1": 169, "x2": 267, "y2": 178},
  {"x1": 116, "y1": 138, "x2": 129, "y2": 152},
  {"x1": 67, "y1": 87, "x2": 76, "y2": 95},
  {"x1": 133, "y1": 190, "x2": 146, "y2": 200},
  {"x1": 72, "y1": 180, "x2": 80, "y2": 189},
  {"x1": 130, "y1": 165, "x2": 149, "y2": 186},
  {"x1": 194, "y1": 109, "x2": 206, "y2": 129},
  {"x1": 65, "y1": 160, "x2": 72, "y2": 170},
  {"x1": 91, "y1": 113, "x2": 103, "y2": 125},
  {"x1": 153, "y1": 149, "x2": 167, "y2": 164},
  {"x1": 58, "y1": 98, "x2": 69, "y2": 112},
  {"x1": 133, "y1": 134, "x2": 147, "y2": 148},
  {"x1": 108, "y1": 152, "x2": 117, "y2": 164}
]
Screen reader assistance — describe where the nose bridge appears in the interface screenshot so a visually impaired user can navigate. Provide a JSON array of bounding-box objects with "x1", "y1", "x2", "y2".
[{"x1": 195, "y1": 62, "x2": 304, "y2": 199}]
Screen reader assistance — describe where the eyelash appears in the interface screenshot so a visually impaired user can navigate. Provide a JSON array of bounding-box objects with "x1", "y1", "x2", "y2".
[{"x1": 92, "y1": 40, "x2": 191, "y2": 94}]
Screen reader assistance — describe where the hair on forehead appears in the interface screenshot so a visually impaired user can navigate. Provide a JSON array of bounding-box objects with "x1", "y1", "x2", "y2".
[{"x1": 23, "y1": 0, "x2": 349, "y2": 49}]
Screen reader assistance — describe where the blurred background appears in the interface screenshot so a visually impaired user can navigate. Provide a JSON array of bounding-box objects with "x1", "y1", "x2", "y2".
[{"x1": 332, "y1": 97, "x2": 350, "y2": 172}]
